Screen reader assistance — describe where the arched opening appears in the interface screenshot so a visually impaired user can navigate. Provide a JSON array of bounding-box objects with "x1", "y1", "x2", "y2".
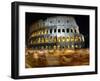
[
  {"x1": 66, "y1": 28, "x2": 69, "y2": 33},
  {"x1": 58, "y1": 29, "x2": 61, "y2": 33},
  {"x1": 62, "y1": 29, "x2": 65, "y2": 33},
  {"x1": 66, "y1": 37, "x2": 70, "y2": 42},
  {"x1": 50, "y1": 29, "x2": 52, "y2": 34},
  {"x1": 54, "y1": 29, "x2": 56, "y2": 33}
]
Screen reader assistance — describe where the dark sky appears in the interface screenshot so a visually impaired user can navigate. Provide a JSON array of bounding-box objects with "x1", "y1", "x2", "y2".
[{"x1": 25, "y1": 12, "x2": 89, "y2": 48}]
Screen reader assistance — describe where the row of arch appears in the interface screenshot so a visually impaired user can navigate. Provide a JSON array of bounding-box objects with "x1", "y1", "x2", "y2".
[
  {"x1": 30, "y1": 36, "x2": 83, "y2": 44},
  {"x1": 31, "y1": 28, "x2": 79, "y2": 37},
  {"x1": 49, "y1": 28, "x2": 79, "y2": 34},
  {"x1": 32, "y1": 44, "x2": 82, "y2": 49}
]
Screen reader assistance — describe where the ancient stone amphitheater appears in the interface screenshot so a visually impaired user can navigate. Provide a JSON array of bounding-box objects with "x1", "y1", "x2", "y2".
[{"x1": 28, "y1": 16, "x2": 85, "y2": 49}]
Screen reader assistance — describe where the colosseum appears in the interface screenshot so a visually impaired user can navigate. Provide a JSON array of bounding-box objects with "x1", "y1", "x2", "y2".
[{"x1": 28, "y1": 16, "x2": 85, "y2": 49}]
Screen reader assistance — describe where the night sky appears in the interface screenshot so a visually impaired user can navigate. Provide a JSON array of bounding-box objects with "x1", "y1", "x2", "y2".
[{"x1": 25, "y1": 12, "x2": 89, "y2": 48}]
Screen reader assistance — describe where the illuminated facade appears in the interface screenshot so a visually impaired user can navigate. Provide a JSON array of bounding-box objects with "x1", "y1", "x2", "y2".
[{"x1": 28, "y1": 16, "x2": 85, "y2": 49}]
